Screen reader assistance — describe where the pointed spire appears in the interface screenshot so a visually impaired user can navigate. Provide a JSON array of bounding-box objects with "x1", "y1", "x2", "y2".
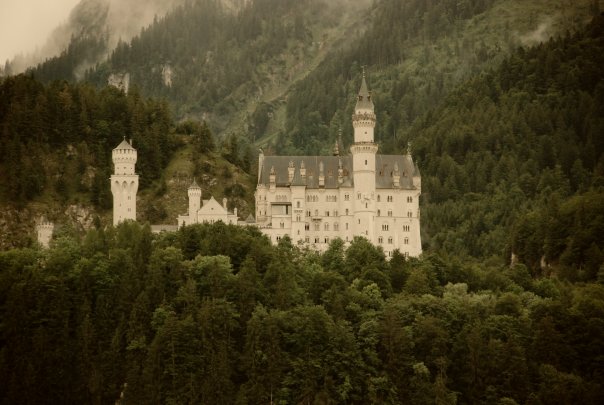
[
  {"x1": 189, "y1": 177, "x2": 201, "y2": 189},
  {"x1": 356, "y1": 67, "x2": 374, "y2": 111},
  {"x1": 333, "y1": 138, "x2": 340, "y2": 156}
]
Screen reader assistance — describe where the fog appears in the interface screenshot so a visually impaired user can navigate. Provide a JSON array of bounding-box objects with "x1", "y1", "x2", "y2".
[
  {"x1": 2, "y1": 0, "x2": 185, "y2": 72},
  {"x1": 0, "y1": 0, "x2": 80, "y2": 63}
]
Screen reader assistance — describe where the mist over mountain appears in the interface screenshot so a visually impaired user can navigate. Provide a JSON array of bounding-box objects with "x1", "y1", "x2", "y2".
[{"x1": 4, "y1": 0, "x2": 187, "y2": 74}]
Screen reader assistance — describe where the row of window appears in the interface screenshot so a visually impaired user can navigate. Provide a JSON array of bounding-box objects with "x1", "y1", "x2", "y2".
[
  {"x1": 306, "y1": 195, "x2": 339, "y2": 202},
  {"x1": 262, "y1": 194, "x2": 414, "y2": 204},
  {"x1": 378, "y1": 237, "x2": 410, "y2": 245}
]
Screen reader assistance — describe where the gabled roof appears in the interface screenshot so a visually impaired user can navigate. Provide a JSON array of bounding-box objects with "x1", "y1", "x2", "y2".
[{"x1": 199, "y1": 196, "x2": 227, "y2": 215}]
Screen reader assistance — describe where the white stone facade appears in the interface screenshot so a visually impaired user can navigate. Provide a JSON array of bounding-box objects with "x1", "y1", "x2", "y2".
[
  {"x1": 254, "y1": 75, "x2": 422, "y2": 257},
  {"x1": 177, "y1": 180, "x2": 239, "y2": 227},
  {"x1": 111, "y1": 139, "x2": 139, "y2": 225}
]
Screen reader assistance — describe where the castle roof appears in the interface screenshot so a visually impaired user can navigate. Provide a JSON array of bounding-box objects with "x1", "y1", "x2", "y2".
[
  {"x1": 114, "y1": 138, "x2": 134, "y2": 150},
  {"x1": 188, "y1": 178, "x2": 201, "y2": 189},
  {"x1": 258, "y1": 154, "x2": 418, "y2": 189},
  {"x1": 355, "y1": 72, "x2": 374, "y2": 111}
]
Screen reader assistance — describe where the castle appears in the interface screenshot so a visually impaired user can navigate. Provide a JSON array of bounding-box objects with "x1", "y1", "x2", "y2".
[
  {"x1": 252, "y1": 74, "x2": 422, "y2": 257},
  {"x1": 108, "y1": 73, "x2": 423, "y2": 257}
]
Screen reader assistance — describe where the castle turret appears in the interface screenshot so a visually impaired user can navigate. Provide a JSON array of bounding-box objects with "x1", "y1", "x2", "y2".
[
  {"x1": 188, "y1": 179, "x2": 202, "y2": 222},
  {"x1": 351, "y1": 69, "x2": 378, "y2": 241},
  {"x1": 36, "y1": 217, "x2": 54, "y2": 248},
  {"x1": 111, "y1": 138, "x2": 139, "y2": 225}
]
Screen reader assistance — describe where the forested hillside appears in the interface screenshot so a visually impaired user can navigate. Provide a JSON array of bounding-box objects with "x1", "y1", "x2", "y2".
[
  {"x1": 1, "y1": 221, "x2": 603, "y2": 404},
  {"x1": 278, "y1": 0, "x2": 598, "y2": 155},
  {"x1": 408, "y1": 14, "x2": 604, "y2": 276},
  {"x1": 25, "y1": 0, "x2": 369, "y2": 139}
]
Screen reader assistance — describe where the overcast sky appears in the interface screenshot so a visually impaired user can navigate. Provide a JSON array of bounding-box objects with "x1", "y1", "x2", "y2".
[{"x1": 0, "y1": 0, "x2": 80, "y2": 63}]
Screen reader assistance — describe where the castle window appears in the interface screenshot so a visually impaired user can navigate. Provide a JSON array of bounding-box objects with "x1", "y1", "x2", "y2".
[
  {"x1": 334, "y1": 210, "x2": 338, "y2": 216},
  {"x1": 365, "y1": 160, "x2": 368, "y2": 165},
  {"x1": 387, "y1": 196, "x2": 393, "y2": 202},
  {"x1": 407, "y1": 196, "x2": 413, "y2": 203},
  {"x1": 403, "y1": 225, "x2": 410, "y2": 232},
  {"x1": 296, "y1": 215, "x2": 301, "y2": 222},
  {"x1": 388, "y1": 210, "x2": 392, "y2": 217},
  {"x1": 325, "y1": 223, "x2": 330, "y2": 231},
  {"x1": 358, "y1": 219, "x2": 361, "y2": 224},
  {"x1": 305, "y1": 236, "x2": 310, "y2": 243},
  {"x1": 307, "y1": 211, "x2": 311, "y2": 217},
  {"x1": 325, "y1": 237, "x2": 329, "y2": 244},
  {"x1": 404, "y1": 237, "x2": 409, "y2": 245},
  {"x1": 305, "y1": 224, "x2": 310, "y2": 230},
  {"x1": 280, "y1": 222, "x2": 284, "y2": 228},
  {"x1": 314, "y1": 223, "x2": 320, "y2": 231},
  {"x1": 334, "y1": 223, "x2": 339, "y2": 231},
  {"x1": 345, "y1": 194, "x2": 350, "y2": 201},
  {"x1": 388, "y1": 237, "x2": 393, "y2": 244},
  {"x1": 407, "y1": 211, "x2": 413, "y2": 218},
  {"x1": 378, "y1": 236, "x2": 383, "y2": 244},
  {"x1": 357, "y1": 193, "x2": 361, "y2": 200},
  {"x1": 377, "y1": 195, "x2": 381, "y2": 202},
  {"x1": 382, "y1": 224, "x2": 389, "y2": 231},
  {"x1": 345, "y1": 209, "x2": 349, "y2": 215},
  {"x1": 315, "y1": 237, "x2": 320, "y2": 243},
  {"x1": 297, "y1": 201, "x2": 301, "y2": 208},
  {"x1": 377, "y1": 210, "x2": 381, "y2": 217},
  {"x1": 325, "y1": 211, "x2": 330, "y2": 217},
  {"x1": 276, "y1": 236, "x2": 282, "y2": 242}
]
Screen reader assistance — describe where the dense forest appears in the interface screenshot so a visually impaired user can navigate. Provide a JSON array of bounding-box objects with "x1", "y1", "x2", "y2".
[
  {"x1": 409, "y1": 14, "x2": 604, "y2": 273},
  {"x1": 1, "y1": 221, "x2": 603, "y2": 404},
  {"x1": 0, "y1": 76, "x2": 178, "y2": 208},
  {"x1": 26, "y1": 0, "x2": 355, "y2": 129}
]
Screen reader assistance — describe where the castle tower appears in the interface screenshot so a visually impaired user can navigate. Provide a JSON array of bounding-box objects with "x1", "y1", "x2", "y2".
[
  {"x1": 351, "y1": 69, "x2": 378, "y2": 241},
  {"x1": 110, "y1": 138, "x2": 139, "y2": 225},
  {"x1": 188, "y1": 179, "x2": 202, "y2": 223},
  {"x1": 36, "y1": 217, "x2": 54, "y2": 248}
]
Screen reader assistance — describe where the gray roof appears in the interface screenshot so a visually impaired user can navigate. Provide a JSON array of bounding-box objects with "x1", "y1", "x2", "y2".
[
  {"x1": 114, "y1": 138, "x2": 134, "y2": 150},
  {"x1": 258, "y1": 154, "x2": 419, "y2": 189},
  {"x1": 189, "y1": 178, "x2": 201, "y2": 189},
  {"x1": 356, "y1": 75, "x2": 374, "y2": 111}
]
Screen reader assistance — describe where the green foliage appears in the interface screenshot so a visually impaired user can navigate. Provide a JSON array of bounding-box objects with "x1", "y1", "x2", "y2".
[{"x1": 1, "y1": 221, "x2": 603, "y2": 403}]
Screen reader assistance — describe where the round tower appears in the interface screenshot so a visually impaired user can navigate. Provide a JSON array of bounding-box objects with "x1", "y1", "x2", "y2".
[
  {"x1": 188, "y1": 179, "x2": 202, "y2": 223},
  {"x1": 110, "y1": 138, "x2": 139, "y2": 225},
  {"x1": 351, "y1": 70, "x2": 378, "y2": 241}
]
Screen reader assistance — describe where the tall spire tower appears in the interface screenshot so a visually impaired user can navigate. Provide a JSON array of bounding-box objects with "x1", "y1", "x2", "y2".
[
  {"x1": 110, "y1": 138, "x2": 139, "y2": 225},
  {"x1": 351, "y1": 68, "x2": 378, "y2": 241}
]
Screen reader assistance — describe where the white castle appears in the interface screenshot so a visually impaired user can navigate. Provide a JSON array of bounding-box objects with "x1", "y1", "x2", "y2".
[
  {"x1": 252, "y1": 74, "x2": 422, "y2": 257},
  {"x1": 110, "y1": 73, "x2": 422, "y2": 257}
]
